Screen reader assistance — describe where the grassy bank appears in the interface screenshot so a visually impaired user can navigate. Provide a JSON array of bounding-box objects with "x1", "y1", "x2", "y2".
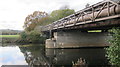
[
  {"x1": 0, "y1": 35, "x2": 20, "y2": 38},
  {"x1": 0, "y1": 35, "x2": 20, "y2": 43}
]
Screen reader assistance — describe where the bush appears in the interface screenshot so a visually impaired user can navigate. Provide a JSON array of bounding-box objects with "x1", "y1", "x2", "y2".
[
  {"x1": 106, "y1": 27, "x2": 120, "y2": 66},
  {"x1": 19, "y1": 31, "x2": 46, "y2": 43}
]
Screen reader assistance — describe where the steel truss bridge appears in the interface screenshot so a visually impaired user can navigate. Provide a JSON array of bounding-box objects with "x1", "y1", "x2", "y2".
[{"x1": 42, "y1": 0, "x2": 120, "y2": 31}]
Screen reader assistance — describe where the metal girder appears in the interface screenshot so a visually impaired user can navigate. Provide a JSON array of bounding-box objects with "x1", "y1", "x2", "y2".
[{"x1": 42, "y1": 0, "x2": 120, "y2": 32}]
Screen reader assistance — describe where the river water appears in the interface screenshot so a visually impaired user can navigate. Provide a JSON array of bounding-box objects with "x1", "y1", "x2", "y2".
[{"x1": 0, "y1": 43, "x2": 110, "y2": 67}]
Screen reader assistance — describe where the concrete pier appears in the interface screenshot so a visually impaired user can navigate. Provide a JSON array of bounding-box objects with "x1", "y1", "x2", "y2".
[{"x1": 45, "y1": 30, "x2": 111, "y2": 48}]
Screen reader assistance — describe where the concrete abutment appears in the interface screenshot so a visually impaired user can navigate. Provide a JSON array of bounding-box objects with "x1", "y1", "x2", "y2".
[{"x1": 45, "y1": 30, "x2": 111, "y2": 48}]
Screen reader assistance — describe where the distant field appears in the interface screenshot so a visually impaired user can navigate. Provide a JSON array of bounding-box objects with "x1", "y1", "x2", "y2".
[{"x1": 0, "y1": 35, "x2": 20, "y2": 38}]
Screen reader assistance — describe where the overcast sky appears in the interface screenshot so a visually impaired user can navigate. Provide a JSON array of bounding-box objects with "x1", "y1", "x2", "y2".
[{"x1": 0, "y1": 0, "x2": 102, "y2": 30}]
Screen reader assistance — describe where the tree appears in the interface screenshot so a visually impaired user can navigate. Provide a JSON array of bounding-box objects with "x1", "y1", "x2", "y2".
[
  {"x1": 23, "y1": 8, "x2": 75, "y2": 32},
  {"x1": 50, "y1": 8, "x2": 75, "y2": 22},
  {"x1": 37, "y1": 16, "x2": 52, "y2": 26},
  {"x1": 106, "y1": 27, "x2": 120, "y2": 66},
  {"x1": 23, "y1": 11, "x2": 48, "y2": 32},
  {"x1": 35, "y1": 8, "x2": 75, "y2": 32}
]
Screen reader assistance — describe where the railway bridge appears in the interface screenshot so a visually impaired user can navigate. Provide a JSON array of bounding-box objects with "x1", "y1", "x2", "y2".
[{"x1": 41, "y1": 0, "x2": 120, "y2": 48}]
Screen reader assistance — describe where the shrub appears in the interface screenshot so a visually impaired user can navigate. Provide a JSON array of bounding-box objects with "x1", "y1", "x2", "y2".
[
  {"x1": 106, "y1": 27, "x2": 120, "y2": 66},
  {"x1": 19, "y1": 31, "x2": 46, "y2": 43}
]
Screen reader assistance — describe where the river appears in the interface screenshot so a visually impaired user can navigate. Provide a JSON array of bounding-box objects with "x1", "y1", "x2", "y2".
[{"x1": 0, "y1": 43, "x2": 110, "y2": 67}]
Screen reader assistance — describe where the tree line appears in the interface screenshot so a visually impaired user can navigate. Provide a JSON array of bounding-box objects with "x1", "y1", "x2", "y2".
[{"x1": 19, "y1": 6, "x2": 75, "y2": 43}]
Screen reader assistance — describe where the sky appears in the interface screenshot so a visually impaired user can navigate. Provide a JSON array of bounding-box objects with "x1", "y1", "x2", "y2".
[
  {"x1": 0, "y1": 0, "x2": 102, "y2": 30},
  {"x1": 0, "y1": 46, "x2": 28, "y2": 66}
]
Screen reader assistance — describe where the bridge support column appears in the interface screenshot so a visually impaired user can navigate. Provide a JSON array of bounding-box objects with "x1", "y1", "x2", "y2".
[{"x1": 45, "y1": 30, "x2": 111, "y2": 48}]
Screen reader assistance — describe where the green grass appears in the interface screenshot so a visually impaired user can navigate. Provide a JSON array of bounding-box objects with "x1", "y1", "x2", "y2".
[{"x1": 0, "y1": 35, "x2": 20, "y2": 38}]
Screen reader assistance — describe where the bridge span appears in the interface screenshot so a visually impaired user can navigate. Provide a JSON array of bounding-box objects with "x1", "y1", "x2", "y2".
[{"x1": 41, "y1": 0, "x2": 120, "y2": 48}]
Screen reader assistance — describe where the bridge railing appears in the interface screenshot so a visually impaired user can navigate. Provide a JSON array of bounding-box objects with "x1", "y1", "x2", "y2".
[{"x1": 42, "y1": 0, "x2": 120, "y2": 31}]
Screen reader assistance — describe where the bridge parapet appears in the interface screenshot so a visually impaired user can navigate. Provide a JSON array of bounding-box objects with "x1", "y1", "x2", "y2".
[{"x1": 42, "y1": 0, "x2": 120, "y2": 32}]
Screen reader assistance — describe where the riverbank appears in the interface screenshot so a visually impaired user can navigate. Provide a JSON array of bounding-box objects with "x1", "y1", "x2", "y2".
[
  {"x1": 1, "y1": 36, "x2": 45, "y2": 44},
  {"x1": 1, "y1": 37, "x2": 45, "y2": 44},
  {"x1": 1, "y1": 37, "x2": 19, "y2": 43},
  {"x1": 0, "y1": 35, "x2": 19, "y2": 43},
  {"x1": 0, "y1": 35, "x2": 20, "y2": 38}
]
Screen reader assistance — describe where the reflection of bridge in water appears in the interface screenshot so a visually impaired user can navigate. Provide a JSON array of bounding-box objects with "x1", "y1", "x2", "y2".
[
  {"x1": 19, "y1": 45, "x2": 109, "y2": 66},
  {"x1": 41, "y1": 0, "x2": 120, "y2": 48}
]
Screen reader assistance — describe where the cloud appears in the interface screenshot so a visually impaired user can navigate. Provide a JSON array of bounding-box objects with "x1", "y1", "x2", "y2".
[
  {"x1": 0, "y1": 46, "x2": 28, "y2": 66},
  {"x1": 0, "y1": 0, "x2": 102, "y2": 30}
]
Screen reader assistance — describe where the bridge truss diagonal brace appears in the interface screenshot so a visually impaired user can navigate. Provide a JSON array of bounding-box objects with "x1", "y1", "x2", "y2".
[
  {"x1": 106, "y1": 0, "x2": 119, "y2": 6},
  {"x1": 94, "y1": 2, "x2": 107, "y2": 19}
]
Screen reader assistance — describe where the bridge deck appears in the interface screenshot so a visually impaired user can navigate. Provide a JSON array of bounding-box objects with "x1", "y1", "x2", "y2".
[{"x1": 42, "y1": 0, "x2": 120, "y2": 31}]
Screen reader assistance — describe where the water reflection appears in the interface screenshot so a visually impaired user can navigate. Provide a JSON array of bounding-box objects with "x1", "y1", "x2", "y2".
[
  {"x1": 45, "y1": 48, "x2": 108, "y2": 66},
  {"x1": 0, "y1": 45, "x2": 28, "y2": 66},
  {"x1": 18, "y1": 44, "x2": 109, "y2": 67},
  {"x1": 0, "y1": 44, "x2": 109, "y2": 67},
  {"x1": 19, "y1": 44, "x2": 50, "y2": 67}
]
